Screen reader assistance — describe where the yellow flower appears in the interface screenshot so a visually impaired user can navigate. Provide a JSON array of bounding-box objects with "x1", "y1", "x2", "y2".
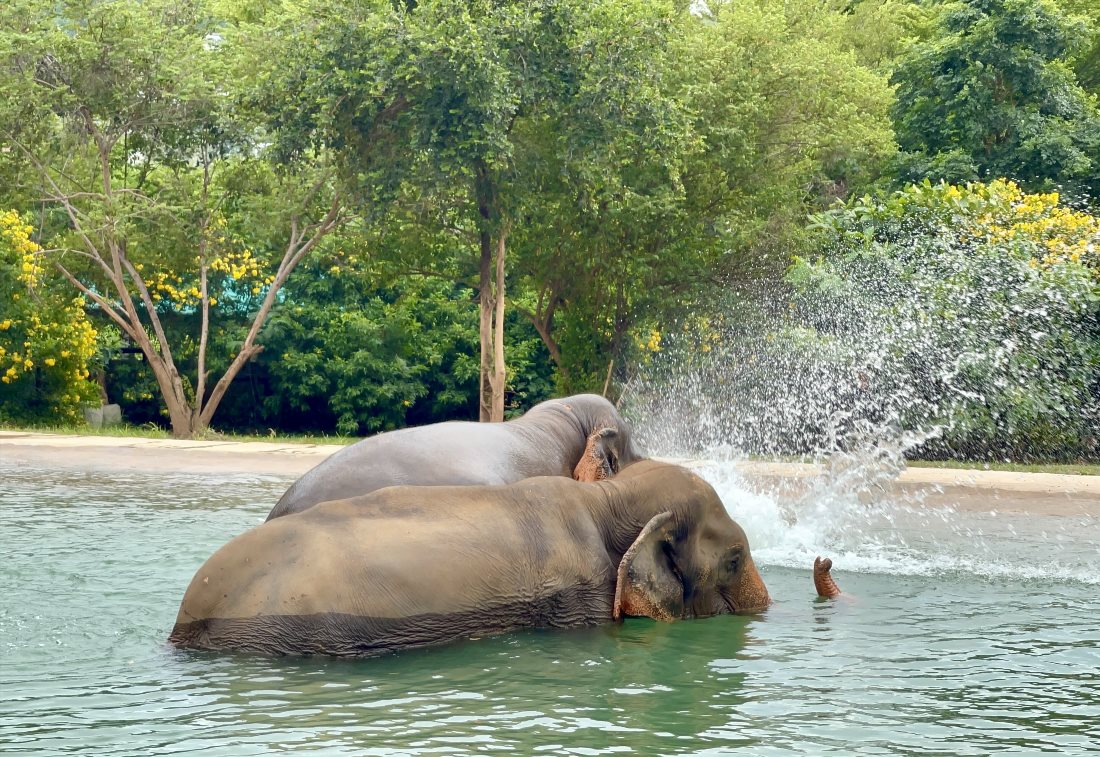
[
  {"x1": 646, "y1": 330, "x2": 662, "y2": 352},
  {"x1": 44, "y1": 357, "x2": 56, "y2": 367}
]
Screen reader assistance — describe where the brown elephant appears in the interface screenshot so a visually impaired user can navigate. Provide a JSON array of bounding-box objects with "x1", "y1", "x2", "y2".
[
  {"x1": 169, "y1": 461, "x2": 771, "y2": 657},
  {"x1": 266, "y1": 393, "x2": 643, "y2": 520}
]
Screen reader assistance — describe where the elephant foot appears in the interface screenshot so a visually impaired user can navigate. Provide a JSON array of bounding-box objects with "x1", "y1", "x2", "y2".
[{"x1": 814, "y1": 556, "x2": 842, "y2": 598}]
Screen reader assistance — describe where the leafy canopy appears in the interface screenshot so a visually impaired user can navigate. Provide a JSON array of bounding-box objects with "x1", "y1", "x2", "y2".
[{"x1": 891, "y1": 0, "x2": 1100, "y2": 196}]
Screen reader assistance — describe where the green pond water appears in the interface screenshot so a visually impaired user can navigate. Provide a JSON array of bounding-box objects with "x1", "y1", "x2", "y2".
[{"x1": 2, "y1": 460, "x2": 1099, "y2": 755}]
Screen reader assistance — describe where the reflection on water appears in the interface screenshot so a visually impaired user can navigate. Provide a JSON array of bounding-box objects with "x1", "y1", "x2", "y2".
[{"x1": 1, "y1": 460, "x2": 1098, "y2": 755}]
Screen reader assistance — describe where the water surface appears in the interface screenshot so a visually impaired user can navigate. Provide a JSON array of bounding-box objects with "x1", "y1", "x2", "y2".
[{"x1": 2, "y1": 459, "x2": 1098, "y2": 755}]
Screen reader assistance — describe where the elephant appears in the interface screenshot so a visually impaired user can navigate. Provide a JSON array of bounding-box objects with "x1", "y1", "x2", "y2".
[
  {"x1": 266, "y1": 393, "x2": 643, "y2": 521},
  {"x1": 168, "y1": 460, "x2": 771, "y2": 658}
]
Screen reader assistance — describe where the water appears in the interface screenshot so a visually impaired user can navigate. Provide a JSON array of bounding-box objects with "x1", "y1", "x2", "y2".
[{"x1": 2, "y1": 457, "x2": 1099, "y2": 755}]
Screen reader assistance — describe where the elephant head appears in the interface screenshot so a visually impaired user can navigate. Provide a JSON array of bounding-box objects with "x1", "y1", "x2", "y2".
[
  {"x1": 609, "y1": 462, "x2": 771, "y2": 620},
  {"x1": 553, "y1": 394, "x2": 643, "y2": 482}
]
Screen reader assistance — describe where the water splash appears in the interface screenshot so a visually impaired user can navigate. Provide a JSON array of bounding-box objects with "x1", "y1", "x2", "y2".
[
  {"x1": 623, "y1": 221, "x2": 1100, "y2": 584},
  {"x1": 690, "y1": 457, "x2": 1099, "y2": 586},
  {"x1": 628, "y1": 357, "x2": 1100, "y2": 585}
]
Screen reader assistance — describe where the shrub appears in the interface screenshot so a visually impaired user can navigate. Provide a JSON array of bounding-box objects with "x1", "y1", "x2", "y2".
[
  {"x1": 798, "y1": 180, "x2": 1100, "y2": 460},
  {"x1": 0, "y1": 211, "x2": 98, "y2": 423}
]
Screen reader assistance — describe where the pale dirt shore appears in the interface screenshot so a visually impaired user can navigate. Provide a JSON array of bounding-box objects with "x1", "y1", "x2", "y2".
[
  {"x1": 0, "y1": 430, "x2": 338, "y2": 476},
  {"x1": 2, "y1": 430, "x2": 1099, "y2": 516}
]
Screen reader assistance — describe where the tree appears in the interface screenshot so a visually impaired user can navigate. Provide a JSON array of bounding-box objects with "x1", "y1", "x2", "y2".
[
  {"x1": 891, "y1": 0, "x2": 1100, "y2": 196},
  {"x1": 1057, "y1": 0, "x2": 1100, "y2": 93},
  {"x1": 256, "y1": 0, "x2": 693, "y2": 420},
  {"x1": 509, "y1": 0, "x2": 898, "y2": 393},
  {"x1": 0, "y1": 0, "x2": 347, "y2": 437},
  {"x1": 794, "y1": 179, "x2": 1100, "y2": 460}
]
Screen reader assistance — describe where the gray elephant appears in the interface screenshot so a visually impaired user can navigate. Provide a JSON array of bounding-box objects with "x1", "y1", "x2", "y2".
[
  {"x1": 169, "y1": 461, "x2": 771, "y2": 657},
  {"x1": 266, "y1": 393, "x2": 642, "y2": 520}
]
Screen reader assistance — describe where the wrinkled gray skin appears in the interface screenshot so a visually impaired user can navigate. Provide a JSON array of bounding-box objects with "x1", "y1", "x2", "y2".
[
  {"x1": 266, "y1": 393, "x2": 642, "y2": 520},
  {"x1": 169, "y1": 461, "x2": 771, "y2": 658}
]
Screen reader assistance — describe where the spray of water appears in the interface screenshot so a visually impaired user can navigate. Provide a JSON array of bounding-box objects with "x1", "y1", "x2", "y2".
[{"x1": 623, "y1": 222, "x2": 1100, "y2": 585}]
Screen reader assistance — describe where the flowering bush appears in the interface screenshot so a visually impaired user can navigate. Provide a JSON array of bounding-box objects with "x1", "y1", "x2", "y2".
[
  {"x1": 794, "y1": 180, "x2": 1100, "y2": 460},
  {"x1": 0, "y1": 211, "x2": 98, "y2": 422}
]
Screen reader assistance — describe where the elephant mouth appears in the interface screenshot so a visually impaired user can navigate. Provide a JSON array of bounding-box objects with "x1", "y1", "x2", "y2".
[
  {"x1": 717, "y1": 584, "x2": 769, "y2": 615},
  {"x1": 718, "y1": 587, "x2": 740, "y2": 614}
]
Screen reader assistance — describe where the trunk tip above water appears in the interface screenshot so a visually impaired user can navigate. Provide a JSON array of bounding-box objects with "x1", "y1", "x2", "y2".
[{"x1": 814, "y1": 556, "x2": 842, "y2": 599}]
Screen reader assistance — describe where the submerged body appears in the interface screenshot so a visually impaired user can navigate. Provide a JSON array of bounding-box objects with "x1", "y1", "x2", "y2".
[
  {"x1": 170, "y1": 461, "x2": 770, "y2": 657},
  {"x1": 267, "y1": 393, "x2": 642, "y2": 520}
]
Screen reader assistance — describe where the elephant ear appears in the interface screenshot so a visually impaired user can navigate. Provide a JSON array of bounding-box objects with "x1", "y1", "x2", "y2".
[
  {"x1": 573, "y1": 427, "x2": 620, "y2": 482},
  {"x1": 613, "y1": 511, "x2": 683, "y2": 622}
]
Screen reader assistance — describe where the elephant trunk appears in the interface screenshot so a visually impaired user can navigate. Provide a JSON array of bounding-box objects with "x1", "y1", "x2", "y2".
[{"x1": 814, "y1": 556, "x2": 842, "y2": 598}]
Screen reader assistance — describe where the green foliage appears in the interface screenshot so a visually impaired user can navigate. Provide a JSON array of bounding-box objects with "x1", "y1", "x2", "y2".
[
  {"x1": 1056, "y1": 0, "x2": 1100, "y2": 92},
  {"x1": 507, "y1": 0, "x2": 899, "y2": 394},
  {"x1": 260, "y1": 277, "x2": 475, "y2": 435},
  {"x1": 891, "y1": 0, "x2": 1100, "y2": 196},
  {"x1": 0, "y1": 0, "x2": 347, "y2": 436},
  {"x1": 828, "y1": 0, "x2": 943, "y2": 72},
  {"x1": 1, "y1": 0, "x2": 1092, "y2": 465},
  {"x1": 0, "y1": 211, "x2": 98, "y2": 423},
  {"x1": 801, "y1": 180, "x2": 1100, "y2": 460},
  {"x1": 204, "y1": 263, "x2": 553, "y2": 435}
]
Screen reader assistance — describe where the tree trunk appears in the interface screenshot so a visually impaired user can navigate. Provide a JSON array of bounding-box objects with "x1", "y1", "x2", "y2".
[
  {"x1": 478, "y1": 229, "x2": 495, "y2": 422},
  {"x1": 142, "y1": 351, "x2": 192, "y2": 438},
  {"x1": 519, "y1": 284, "x2": 569, "y2": 384},
  {"x1": 478, "y1": 227, "x2": 509, "y2": 422},
  {"x1": 491, "y1": 229, "x2": 507, "y2": 422}
]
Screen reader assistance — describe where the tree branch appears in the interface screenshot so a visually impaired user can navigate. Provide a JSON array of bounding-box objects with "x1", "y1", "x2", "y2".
[
  {"x1": 54, "y1": 262, "x2": 138, "y2": 342},
  {"x1": 199, "y1": 192, "x2": 343, "y2": 427}
]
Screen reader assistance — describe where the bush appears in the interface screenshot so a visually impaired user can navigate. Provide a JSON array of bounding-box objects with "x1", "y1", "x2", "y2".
[
  {"x1": 200, "y1": 270, "x2": 555, "y2": 435},
  {"x1": 798, "y1": 180, "x2": 1100, "y2": 461},
  {"x1": 0, "y1": 211, "x2": 98, "y2": 423}
]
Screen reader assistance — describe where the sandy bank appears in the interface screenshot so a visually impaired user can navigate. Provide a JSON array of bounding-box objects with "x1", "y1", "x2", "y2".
[
  {"x1": 3, "y1": 430, "x2": 1098, "y2": 516},
  {"x1": 0, "y1": 430, "x2": 338, "y2": 476},
  {"x1": 731, "y1": 460, "x2": 1100, "y2": 517}
]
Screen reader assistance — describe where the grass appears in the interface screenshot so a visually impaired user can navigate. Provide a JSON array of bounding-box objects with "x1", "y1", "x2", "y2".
[{"x1": 0, "y1": 422, "x2": 355, "y2": 446}]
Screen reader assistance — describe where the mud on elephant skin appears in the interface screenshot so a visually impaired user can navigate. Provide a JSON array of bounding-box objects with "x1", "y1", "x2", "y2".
[
  {"x1": 266, "y1": 393, "x2": 643, "y2": 520},
  {"x1": 169, "y1": 461, "x2": 770, "y2": 658}
]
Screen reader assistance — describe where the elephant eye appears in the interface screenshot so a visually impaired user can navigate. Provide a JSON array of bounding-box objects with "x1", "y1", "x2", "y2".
[{"x1": 728, "y1": 549, "x2": 743, "y2": 574}]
